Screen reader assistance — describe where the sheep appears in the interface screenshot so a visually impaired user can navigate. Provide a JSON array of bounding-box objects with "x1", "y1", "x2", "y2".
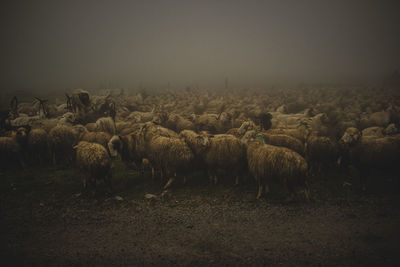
[
  {"x1": 226, "y1": 120, "x2": 259, "y2": 138},
  {"x1": 305, "y1": 135, "x2": 339, "y2": 174},
  {"x1": 258, "y1": 112, "x2": 272, "y2": 131},
  {"x1": 70, "y1": 89, "x2": 91, "y2": 113},
  {"x1": 0, "y1": 127, "x2": 29, "y2": 169},
  {"x1": 27, "y1": 128, "x2": 49, "y2": 164},
  {"x1": 361, "y1": 127, "x2": 385, "y2": 138},
  {"x1": 85, "y1": 122, "x2": 97, "y2": 132},
  {"x1": 242, "y1": 131, "x2": 310, "y2": 201},
  {"x1": 160, "y1": 113, "x2": 195, "y2": 132},
  {"x1": 115, "y1": 121, "x2": 132, "y2": 134},
  {"x1": 126, "y1": 107, "x2": 157, "y2": 123},
  {"x1": 11, "y1": 115, "x2": 41, "y2": 128},
  {"x1": 266, "y1": 128, "x2": 309, "y2": 143},
  {"x1": 359, "y1": 111, "x2": 391, "y2": 129},
  {"x1": 72, "y1": 125, "x2": 112, "y2": 150},
  {"x1": 261, "y1": 133, "x2": 305, "y2": 157},
  {"x1": 108, "y1": 134, "x2": 138, "y2": 163},
  {"x1": 270, "y1": 112, "x2": 329, "y2": 136},
  {"x1": 74, "y1": 141, "x2": 112, "y2": 192},
  {"x1": 339, "y1": 127, "x2": 400, "y2": 190},
  {"x1": 17, "y1": 101, "x2": 38, "y2": 116},
  {"x1": 95, "y1": 117, "x2": 116, "y2": 135},
  {"x1": 237, "y1": 120, "x2": 259, "y2": 136},
  {"x1": 109, "y1": 125, "x2": 193, "y2": 189},
  {"x1": 192, "y1": 112, "x2": 232, "y2": 133},
  {"x1": 147, "y1": 135, "x2": 194, "y2": 189},
  {"x1": 58, "y1": 112, "x2": 76, "y2": 125},
  {"x1": 48, "y1": 125, "x2": 81, "y2": 165},
  {"x1": 384, "y1": 123, "x2": 397, "y2": 135},
  {"x1": 180, "y1": 130, "x2": 246, "y2": 185},
  {"x1": 29, "y1": 118, "x2": 59, "y2": 133},
  {"x1": 108, "y1": 123, "x2": 161, "y2": 165},
  {"x1": 0, "y1": 109, "x2": 11, "y2": 131}
]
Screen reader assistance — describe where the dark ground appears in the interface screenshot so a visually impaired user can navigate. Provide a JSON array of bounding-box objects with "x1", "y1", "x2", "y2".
[{"x1": 1, "y1": 162, "x2": 399, "y2": 266}]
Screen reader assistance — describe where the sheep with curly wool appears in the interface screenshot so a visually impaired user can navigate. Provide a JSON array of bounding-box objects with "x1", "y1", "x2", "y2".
[
  {"x1": 108, "y1": 124, "x2": 193, "y2": 189},
  {"x1": 74, "y1": 141, "x2": 112, "y2": 191},
  {"x1": 147, "y1": 135, "x2": 194, "y2": 189},
  {"x1": 0, "y1": 127, "x2": 29, "y2": 168},
  {"x1": 27, "y1": 128, "x2": 49, "y2": 164},
  {"x1": 180, "y1": 130, "x2": 246, "y2": 185},
  {"x1": 305, "y1": 135, "x2": 339, "y2": 174},
  {"x1": 73, "y1": 124, "x2": 111, "y2": 150},
  {"x1": 48, "y1": 125, "x2": 80, "y2": 165},
  {"x1": 339, "y1": 127, "x2": 400, "y2": 190},
  {"x1": 242, "y1": 131, "x2": 310, "y2": 201},
  {"x1": 95, "y1": 117, "x2": 116, "y2": 136}
]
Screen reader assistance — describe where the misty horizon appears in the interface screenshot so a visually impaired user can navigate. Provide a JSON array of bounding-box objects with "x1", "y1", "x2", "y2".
[{"x1": 1, "y1": 0, "x2": 399, "y2": 91}]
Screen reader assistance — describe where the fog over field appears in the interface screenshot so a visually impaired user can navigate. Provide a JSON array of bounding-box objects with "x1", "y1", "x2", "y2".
[
  {"x1": 0, "y1": 0, "x2": 399, "y2": 92},
  {"x1": 2, "y1": 1, "x2": 400, "y2": 266}
]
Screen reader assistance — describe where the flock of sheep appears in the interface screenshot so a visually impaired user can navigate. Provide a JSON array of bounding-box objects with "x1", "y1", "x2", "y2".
[{"x1": 1, "y1": 86, "x2": 399, "y2": 200}]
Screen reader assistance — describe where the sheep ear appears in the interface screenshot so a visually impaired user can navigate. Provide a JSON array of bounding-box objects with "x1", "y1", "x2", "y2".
[{"x1": 73, "y1": 145, "x2": 78, "y2": 149}]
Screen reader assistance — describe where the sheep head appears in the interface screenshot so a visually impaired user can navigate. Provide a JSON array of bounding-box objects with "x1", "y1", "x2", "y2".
[
  {"x1": 340, "y1": 127, "x2": 361, "y2": 146},
  {"x1": 108, "y1": 135, "x2": 123, "y2": 158},
  {"x1": 62, "y1": 112, "x2": 76, "y2": 124},
  {"x1": 241, "y1": 130, "x2": 264, "y2": 145},
  {"x1": 238, "y1": 121, "x2": 258, "y2": 136},
  {"x1": 180, "y1": 130, "x2": 209, "y2": 154}
]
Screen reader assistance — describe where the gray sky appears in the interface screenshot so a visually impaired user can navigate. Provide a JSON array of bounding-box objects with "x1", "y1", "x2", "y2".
[{"x1": 1, "y1": 0, "x2": 399, "y2": 90}]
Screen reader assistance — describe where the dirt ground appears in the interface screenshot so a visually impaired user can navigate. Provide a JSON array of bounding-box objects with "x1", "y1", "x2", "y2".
[{"x1": 1, "y1": 163, "x2": 400, "y2": 266}]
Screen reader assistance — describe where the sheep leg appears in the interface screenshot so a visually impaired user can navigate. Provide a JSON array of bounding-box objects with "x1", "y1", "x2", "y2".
[
  {"x1": 285, "y1": 181, "x2": 295, "y2": 202},
  {"x1": 264, "y1": 184, "x2": 270, "y2": 194},
  {"x1": 234, "y1": 176, "x2": 239, "y2": 186},
  {"x1": 18, "y1": 157, "x2": 25, "y2": 169},
  {"x1": 52, "y1": 151, "x2": 56, "y2": 166},
  {"x1": 360, "y1": 169, "x2": 367, "y2": 192},
  {"x1": 304, "y1": 188, "x2": 311, "y2": 201},
  {"x1": 106, "y1": 174, "x2": 113, "y2": 194},
  {"x1": 208, "y1": 171, "x2": 214, "y2": 184},
  {"x1": 163, "y1": 177, "x2": 175, "y2": 190},
  {"x1": 82, "y1": 176, "x2": 87, "y2": 189},
  {"x1": 90, "y1": 178, "x2": 97, "y2": 196},
  {"x1": 214, "y1": 175, "x2": 218, "y2": 185},
  {"x1": 151, "y1": 167, "x2": 155, "y2": 179},
  {"x1": 256, "y1": 177, "x2": 263, "y2": 199},
  {"x1": 183, "y1": 176, "x2": 187, "y2": 185}
]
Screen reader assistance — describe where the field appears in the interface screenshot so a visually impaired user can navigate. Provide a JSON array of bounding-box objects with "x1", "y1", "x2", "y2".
[{"x1": 1, "y1": 162, "x2": 399, "y2": 266}]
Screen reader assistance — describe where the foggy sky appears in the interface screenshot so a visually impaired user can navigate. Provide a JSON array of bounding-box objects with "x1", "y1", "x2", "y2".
[{"x1": 1, "y1": 0, "x2": 399, "y2": 90}]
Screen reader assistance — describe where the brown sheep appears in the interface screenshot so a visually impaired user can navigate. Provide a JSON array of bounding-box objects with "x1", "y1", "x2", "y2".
[
  {"x1": 266, "y1": 128, "x2": 309, "y2": 143},
  {"x1": 261, "y1": 133, "x2": 305, "y2": 156},
  {"x1": 242, "y1": 131, "x2": 310, "y2": 201},
  {"x1": 192, "y1": 112, "x2": 232, "y2": 133},
  {"x1": 95, "y1": 117, "x2": 116, "y2": 136},
  {"x1": 73, "y1": 125, "x2": 112, "y2": 150},
  {"x1": 48, "y1": 125, "x2": 80, "y2": 165},
  {"x1": 339, "y1": 127, "x2": 400, "y2": 190},
  {"x1": 0, "y1": 127, "x2": 28, "y2": 169},
  {"x1": 305, "y1": 135, "x2": 339, "y2": 174},
  {"x1": 109, "y1": 125, "x2": 193, "y2": 189},
  {"x1": 74, "y1": 141, "x2": 112, "y2": 192},
  {"x1": 180, "y1": 130, "x2": 246, "y2": 185},
  {"x1": 27, "y1": 128, "x2": 49, "y2": 164},
  {"x1": 147, "y1": 135, "x2": 194, "y2": 189}
]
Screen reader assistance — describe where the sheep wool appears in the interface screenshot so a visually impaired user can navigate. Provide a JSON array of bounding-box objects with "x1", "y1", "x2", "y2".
[{"x1": 75, "y1": 141, "x2": 112, "y2": 189}]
